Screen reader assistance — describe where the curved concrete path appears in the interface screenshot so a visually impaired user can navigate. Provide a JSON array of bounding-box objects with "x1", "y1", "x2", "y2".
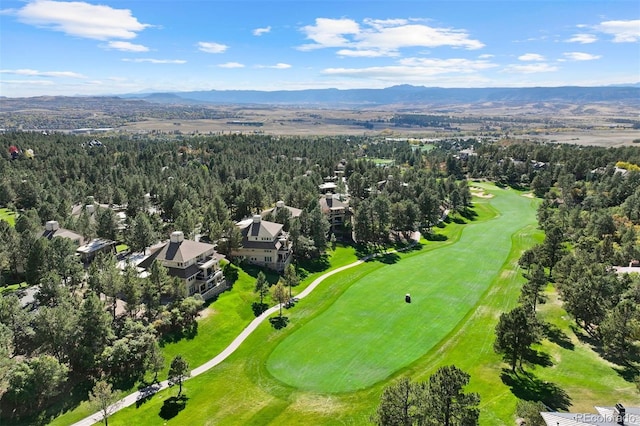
[{"x1": 70, "y1": 245, "x2": 399, "y2": 426}]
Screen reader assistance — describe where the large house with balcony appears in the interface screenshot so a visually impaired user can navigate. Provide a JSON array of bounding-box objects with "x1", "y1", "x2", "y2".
[
  {"x1": 42, "y1": 220, "x2": 116, "y2": 263},
  {"x1": 233, "y1": 215, "x2": 292, "y2": 271},
  {"x1": 319, "y1": 193, "x2": 350, "y2": 238},
  {"x1": 139, "y1": 231, "x2": 226, "y2": 300}
]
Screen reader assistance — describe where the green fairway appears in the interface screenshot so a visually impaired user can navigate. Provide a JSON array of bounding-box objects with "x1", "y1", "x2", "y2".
[
  {"x1": 100, "y1": 183, "x2": 639, "y2": 425},
  {"x1": 266, "y1": 186, "x2": 539, "y2": 392},
  {"x1": 0, "y1": 208, "x2": 16, "y2": 226}
]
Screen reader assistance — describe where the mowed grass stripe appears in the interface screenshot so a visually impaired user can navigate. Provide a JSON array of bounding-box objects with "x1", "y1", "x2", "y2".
[{"x1": 267, "y1": 187, "x2": 538, "y2": 393}]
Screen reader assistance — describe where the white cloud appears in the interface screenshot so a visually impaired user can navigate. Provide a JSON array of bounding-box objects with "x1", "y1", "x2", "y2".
[
  {"x1": 0, "y1": 68, "x2": 86, "y2": 78},
  {"x1": 1, "y1": 79, "x2": 55, "y2": 86},
  {"x1": 197, "y1": 41, "x2": 228, "y2": 54},
  {"x1": 503, "y1": 63, "x2": 559, "y2": 74},
  {"x1": 218, "y1": 62, "x2": 245, "y2": 68},
  {"x1": 299, "y1": 17, "x2": 484, "y2": 56},
  {"x1": 122, "y1": 58, "x2": 186, "y2": 64},
  {"x1": 478, "y1": 54, "x2": 494, "y2": 59},
  {"x1": 565, "y1": 33, "x2": 598, "y2": 44},
  {"x1": 299, "y1": 18, "x2": 360, "y2": 50},
  {"x1": 563, "y1": 52, "x2": 601, "y2": 61},
  {"x1": 322, "y1": 57, "x2": 497, "y2": 83},
  {"x1": 337, "y1": 49, "x2": 398, "y2": 58},
  {"x1": 253, "y1": 26, "x2": 271, "y2": 36},
  {"x1": 256, "y1": 63, "x2": 292, "y2": 69},
  {"x1": 595, "y1": 20, "x2": 640, "y2": 42},
  {"x1": 518, "y1": 53, "x2": 545, "y2": 61},
  {"x1": 105, "y1": 41, "x2": 149, "y2": 52},
  {"x1": 12, "y1": 0, "x2": 149, "y2": 40}
]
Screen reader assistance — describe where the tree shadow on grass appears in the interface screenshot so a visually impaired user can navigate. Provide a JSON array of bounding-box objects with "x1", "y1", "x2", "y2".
[
  {"x1": 571, "y1": 324, "x2": 640, "y2": 373},
  {"x1": 542, "y1": 322, "x2": 575, "y2": 350},
  {"x1": 252, "y1": 302, "x2": 269, "y2": 317},
  {"x1": 460, "y1": 207, "x2": 478, "y2": 221},
  {"x1": 500, "y1": 369, "x2": 571, "y2": 411},
  {"x1": 269, "y1": 316, "x2": 289, "y2": 329},
  {"x1": 424, "y1": 232, "x2": 447, "y2": 242},
  {"x1": 296, "y1": 254, "x2": 330, "y2": 274},
  {"x1": 376, "y1": 252, "x2": 400, "y2": 264},
  {"x1": 159, "y1": 322, "x2": 198, "y2": 345},
  {"x1": 452, "y1": 216, "x2": 467, "y2": 224},
  {"x1": 159, "y1": 395, "x2": 188, "y2": 420},
  {"x1": 523, "y1": 348, "x2": 554, "y2": 368}
]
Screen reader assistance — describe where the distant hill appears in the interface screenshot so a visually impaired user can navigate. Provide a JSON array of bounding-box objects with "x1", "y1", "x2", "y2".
[{"x1": 123, "y1": 85, "x2": 640, "y2": 106}]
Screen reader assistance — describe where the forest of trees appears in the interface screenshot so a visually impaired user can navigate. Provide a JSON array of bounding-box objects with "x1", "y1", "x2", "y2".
[{"x1": 1, "y1": 131, "x2": 640, "y2": 422}]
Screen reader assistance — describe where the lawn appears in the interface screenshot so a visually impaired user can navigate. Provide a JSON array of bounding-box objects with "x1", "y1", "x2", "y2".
[
  {"x1": 0, "y1": 208, "x2": 16, "y2": 226},
  {"x1": 371, "y1": 158, "x2": 394, "y2": 165},
  {"x1": 102, "y1": 185, "x2": 544, "y2": 425},
  {"x1": 48, "y1": 246, "x2": 360, "y2": 426},
  {"x1": 54, "y1": 184, "x2": 638, "y2": 426},
  {"x1": 266, "y1": 186, "x2": 538, "y2": 392}
]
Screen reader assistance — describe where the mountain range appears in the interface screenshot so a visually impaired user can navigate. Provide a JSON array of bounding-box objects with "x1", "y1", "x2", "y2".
[{"x1": 121, "y1": 84, "x2": 640, "y2": 106}]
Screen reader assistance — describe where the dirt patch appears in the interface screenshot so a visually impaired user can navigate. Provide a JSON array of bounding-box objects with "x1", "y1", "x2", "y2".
[
  {"x1": 289, "y1": 394, "x2": 344, "y2": 416},
  {"x1": 521, "y1": 192, "x2": 535, "y2": 198},
  {"x1": 197, "y1": 307, "x2": 216, "y2": 320}
]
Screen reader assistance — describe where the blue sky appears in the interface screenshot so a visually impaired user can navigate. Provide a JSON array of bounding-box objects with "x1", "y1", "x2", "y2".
[{"x1": 1, "y1": 0, "x2": 638, "y2": 97}]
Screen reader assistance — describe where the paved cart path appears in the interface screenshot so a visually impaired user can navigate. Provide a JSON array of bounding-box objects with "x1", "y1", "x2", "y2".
[{"x1": 70, "y1": 244, "x2": 397, "y2": 426}]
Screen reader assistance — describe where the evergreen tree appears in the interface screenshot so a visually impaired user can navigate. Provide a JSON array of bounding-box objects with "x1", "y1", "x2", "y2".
[{"x1": 494, "y1": 306, "x2": 540, "y2": 372}]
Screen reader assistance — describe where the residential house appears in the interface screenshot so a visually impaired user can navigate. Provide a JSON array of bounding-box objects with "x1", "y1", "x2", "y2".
[
  {"x1": 76, "y1": 238, "x2": 117, "y2": 263},
  {"x1": 541, "y1": 404, "x2": 639, "y2": 425},
  {"x1": 42, "y1": 220, "x2": 115, "y2": 263},
  {"x1": 261, "y1": 200, "x2": 302, "y2": 220},
  {"x1": 319, "y1": 193, "x2": 350, "y2": 237},
  {"x1": 139, "y1": 231, "x2": 226, "y2": 300},
  {"x1": 233, "y1": 215, "x2": 292, "y2": 271},
  {"x1": 42, "y1": 220, "x2": 84, "y2": 246}
]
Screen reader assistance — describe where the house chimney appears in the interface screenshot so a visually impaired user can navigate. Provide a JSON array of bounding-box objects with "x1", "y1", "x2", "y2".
[
  {"x1": 86, "y1": 196, "x2": 95, "y2": 204},
  {"x1": 45, "y1": 220, "x2": 59, "y2": 231},
  {"x1": 614, "y1": 403, "x2": 625, "y2": 425},
  {"x1": 253, "y1": 215, "x2": 261, "y2": 223},
  {"x1": 86, "y1": 204, "x2": 95, "y2": 214},
  {"x1": 276, "y1": 200, "x2": 285, "y2": 208},
  {"x1": 170, "y1": 231, "x2": 184, "y2": 243},
  {"x1": 325, "y1": 193, "x2": 333, "y2": 199}
]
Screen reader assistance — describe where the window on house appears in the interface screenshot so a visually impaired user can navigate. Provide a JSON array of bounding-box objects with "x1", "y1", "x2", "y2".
[{"x1": 265, "y1": 256, "x2": 272, "y2": 262}]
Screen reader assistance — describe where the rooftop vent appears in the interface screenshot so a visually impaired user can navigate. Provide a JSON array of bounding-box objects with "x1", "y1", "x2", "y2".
[
  {"x1": 170, "y1": 231, "x2": 184, "y2": 243},
  {"x1": 45, "y1": 220, "x2": 59, "y2": 231}
]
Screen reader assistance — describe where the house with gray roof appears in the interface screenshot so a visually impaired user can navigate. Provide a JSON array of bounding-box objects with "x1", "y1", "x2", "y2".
[
  {"x1": 261, "y1": 200, "x2": 302, "y2": 220},
  {"x1": 233, "y1": 215, "x2": 292, "y2": 272},
  {"x1": 42, "y1": 220, "x2": 84, "y2": 246},
  {"x1": 541, "y1": 404, "x2": 639, "y2": 426},
  {"x1": 139, "y1": 231, "x2": 226, "y2": 300},
  {"x1": 319, "y1": 193, "x2": 350, "y2": 237}
]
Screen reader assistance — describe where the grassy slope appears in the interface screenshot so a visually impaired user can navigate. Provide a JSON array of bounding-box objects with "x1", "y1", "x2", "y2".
[
  {"x1": 105, "y1": 185, "x2": 537, "y2": 425},
  {"x1": 266, "y1": 188, "x2": 535, "y2": 393},
  {"x1": 57, "y1": 184, "x2": 639, "y2": 425},
  {"x1": 48, "y1": 246, "x2": 359, "y2": 426}
]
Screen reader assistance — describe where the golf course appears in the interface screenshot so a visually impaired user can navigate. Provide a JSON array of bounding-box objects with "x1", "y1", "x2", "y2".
[
  {"x1": 62, "y1": 182, "x2": 637, "y2": 425},
  {"x1": 266, "y1": 183, "x2": 536, "y2": 393}
]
